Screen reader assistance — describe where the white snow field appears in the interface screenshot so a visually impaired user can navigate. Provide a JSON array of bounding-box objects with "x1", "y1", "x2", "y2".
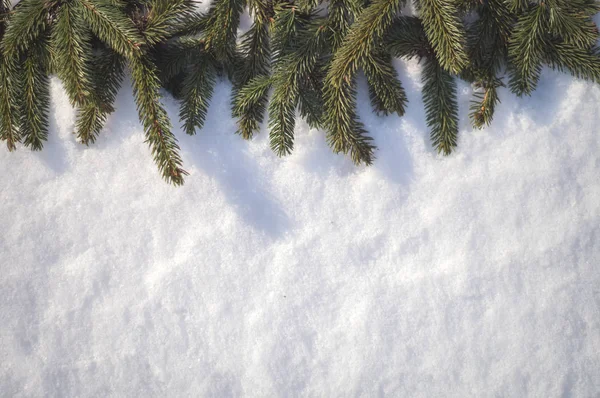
[{"x1": 1, "y1": 59, "x2": 600, "y2": 396}]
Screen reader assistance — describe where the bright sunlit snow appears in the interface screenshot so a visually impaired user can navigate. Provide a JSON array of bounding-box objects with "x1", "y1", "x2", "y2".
[{"x1": 1, "y1": 59, "x2": 599, "y2": 396}]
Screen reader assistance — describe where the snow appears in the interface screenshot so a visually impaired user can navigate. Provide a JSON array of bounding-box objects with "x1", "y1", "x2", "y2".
[{"x1": 1, "y1": 59, "x2": 600, "y2": 396}]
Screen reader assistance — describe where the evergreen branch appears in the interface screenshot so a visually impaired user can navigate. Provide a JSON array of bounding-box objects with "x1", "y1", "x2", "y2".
[
  {"x1": 75, "y1": 48, "x2": 125, "y2": 144},
  {"x1": 155, "y1": 36, "x2": 203, "y2": 86},
  {"x1": 20, "y1": 37, "x2": 51, "y2": 150},
  {"x1": 327, "y1": 0, "x2": 363, "y2": 51},
  {"x1": 465, "y1": 0, "x2": 512, "y2": 79},
  {"x1": 129, "y1": 55, "x2": 187, "y2": 185},
  {"x1": 422, "y1": 56, "x2": 459, "y2": 155},
  {"x1": 179, "y1": 59, "x2": 216, "y2": 135},
  {"x1": 173, "y1": 8, "x2": 209, "y2": 36},
  {"x1": 364, "y1": 51, "x2": 407, "y2": 116},
  {"x1": 469, "y1": 77, "x2": 502, "y2": 129},
  {"x1": 545, "y1": 41, "x2": 600, "y2": 83},
  {"x1": 78, "y1": 0, "x2": 144, "y2": 59},
  {"x1": 234, "y1": 10, "x2": 271, "y2": 89},
  {"x1": 52, "y1": 2, "x2": 95, "y2": 106},
  {"x1": 385, "y1": 16, "x2": 430, "y2": 60},
  {"x1": 508, "y1": 5, "x2": 547, "y2": 96},
  {"x1": 324, "y1": 0, "x2": 405, "y2": 165},
  {"x1": 545, "y1": 0, "x2": 599, "y2": 48},
  {"x1": 0, "y1": 59, "x2": 19, "y2": 151},
  {"x1": 324, "y1": 76, "x2": 375, "y2": 165},
  {"x1": 232, "y1": 74, "x2": 272, "y2": 139},
  {"x1": 268, "y1": 72, "x2": 297, "y2": 157},
  {"x1": 271, "y1": 2, "x2": 312, "y2": 62},
  {"x1": 139, "y1": 0, "x2": 195, "y2": 45},
  {"x1": 297, "y1": 73, "x2": 325, "y2": 129},
  {"x1": 416, "y1": 0, "x2": 469, "y2": 74},
  {"x1": 1, "y1": 0, "x2": 48, "y2": 58},
  {"x1": 202, "y1": 0, "x2": 245, "y2": 62}
]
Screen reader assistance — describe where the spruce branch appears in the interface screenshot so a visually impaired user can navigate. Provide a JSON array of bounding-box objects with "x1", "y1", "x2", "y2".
[
  {"x1": 297, "y1": 79, "x2": 324, "y2": 129},
  {"x1": 364, "y1": 51, "x2": 407, "y2": 116},
  {"x1": 385, "y1": 16, "x2": 431, "y2": 60},
  {"x1": 422, "y1": 56, "x2": 459, "y2": 155},
  {"x1": 78, "y1": 0, "x2": 144, "y2": 59},
  {"x1": 20, "y1": 36, "x2": 51, "y2": 150},
  {"x1": 0, "y1": 0, "x2": 47, "y2": 58},
  {"x1": 469, "y1": 77, "x2": 502, "y2": 129},
  {"x1": 234, "y1": 1, "x2": 272, "y2": 87},
  {"x1": 179, "y1": 58, "x2": 216, "y2": 135},
  {"x1": 0, "y1": 59, "x2": 19, "y2": 151},
  {"x1": 324, "y1": 0, "x2": 406, "y2": 165},
  {"x1": 268, "y1": 15, "x2": 327, "y2": 156},
  {"x1": 544, "y1": 41, "x2": 600, "y2": 83},
  {"x1": 75, "y1": 47, "x2": 125, "y2": 144},
  {"x1": 136, "y1": 0, "x2": 195, "y2": 45},
  {"x1": 231, "y1": 2, "x2": 272, "y2": 139},
  {"x1": 52, "y1": 2, "x2": 95, "y2": 106},
  {"x1": 202, "y1": 0, "x2": 245, "y2": 62},
  {"x1": 232, "y1": 75, "x2": 272, "y2": 139},
  {"x1": 545, "y1": 0, "x2": 599, "y2": 48},
  {"x1": 508, "y1": 5, "x2": 547, "y2": 96},
  {"x1": 129, "y1": 55, "x2": 187, "y2": 185},
  {"x1": 416, "y1": 0, "x2": 469, "y2": 74}
]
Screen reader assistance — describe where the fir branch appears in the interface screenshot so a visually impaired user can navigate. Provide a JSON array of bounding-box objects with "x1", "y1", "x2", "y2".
[
  {"x1": 137, "y1": 0, "x2": 195, "y2": 45},
  {"x1": 385, "y1": 16, "x2": 430, "y2": 60},
  {"x1": 75, "y1": 48, "x2": 125, "y2": 145},
  {"x1": 234, "y1": 8, "x2": 272, "y2": 88},
  {"x1": 179, "y1": 58, "x2": 216, "y2": 135},
  {"x1": 508, "y1": 4, "x2": 547, "y2": 96},
  {"x1": 422, "y1": 56, "x2": 459, "y2": 155},
  {"x1": 416, "y1": 0, "x2": 469, "y2": 74},
  {"x1": 469, "y1": 77, "x2": 502, "y2": 129},
  {"x1": 129, "y1": 55, "x2": 187, "y2": 185},
  {"x1": 324, "y1": 0, "x2": 406, "y2": 165},
  {"x1": 231, "y1": 12, "x2": 272, "y2": 139},
  {"x1": 268, "y1": 17, "x2": 327, "y2": 156},
  {"x1": 544, "y1": 41, "x2": 600, "y2": 83},
  {"x1": 20, "y1": 36, "x2": 51, "y2": 150},
  {"x1": 78, "y1": 0, "x2": 144, "y2": 59},
  {"x1": 202, "y1": 0, "x2": 245, "y2": 62},
  {"x1": 155, "y1": 36, "x2": 203, "y2": 87},
  {"x1": 297, "y1": 72, "x2": 325, "y2": 129},
  {"x1": 268, "y1": 74, "x2": 297, "y2": 157},
  {"x1": 364, "y1": 51, "x2": 407, "y2": 116},
  {"x1": 324, "y1": 77, "x2": 376, "y2": 165},
  {"x1": 232, "y1": 75, "x2": 272, "y2": 139},
  {"x1": 271, "y1": 2, "x2": 312, "y2": 62},
  {"x1": 465, "y1": 0, "x2": 512, "y2": 78},
  {"x1": 545, "y1": 0, "x2": 599, "y2": 48},
  {"x1": 0, "y1": 59, "x2": 19, "y2": 151},
  {"x1": 52, "y1": 2, "x2": 95, "y2": 106},
  {"x1": 327, "y1": 0, "x2": 363, "y2": 51},
  {"x1": 1, "y1": 0, "x2": 48, "y2": 58}
]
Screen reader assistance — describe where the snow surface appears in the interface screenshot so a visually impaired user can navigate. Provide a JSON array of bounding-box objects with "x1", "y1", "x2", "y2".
[{"x1": 1, "y1": 58, "x2": 600, "y2": 396}]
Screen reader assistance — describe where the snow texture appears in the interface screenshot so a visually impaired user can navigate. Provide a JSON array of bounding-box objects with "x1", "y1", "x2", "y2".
[{"x1": 1, "y1": 59, "x2": 600, "y2": 396}]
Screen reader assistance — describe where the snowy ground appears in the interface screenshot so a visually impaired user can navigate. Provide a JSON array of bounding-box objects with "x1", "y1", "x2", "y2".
[{"x1": 1, "y1": 58, "x2": 600, "y2": 396}]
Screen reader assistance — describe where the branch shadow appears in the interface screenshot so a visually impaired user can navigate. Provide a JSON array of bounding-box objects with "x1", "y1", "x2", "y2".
[{"x1": 175, "y1": 82, "x2": 291, "y2": 239}]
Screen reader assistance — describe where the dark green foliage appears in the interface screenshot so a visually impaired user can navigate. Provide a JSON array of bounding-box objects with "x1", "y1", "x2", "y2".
[
  {"x1": 20, "y1": 36, "x2": 51, "y2": 150},
  {"x1": 2, "y1": 0, "x2": 600, "y2": 185},
  {"x1": 231, "y1": 1, "x2": 273, "y2": 139},
  {"x1": 416, "y1": 0, "x2": 468, "y2": 74},
  {"x1": 324, "y1": 0, "x2": 406, "y2": 165},
  {"x1": 469, "y1": 78, "x2": 502, "y2": 129},
  {"x1": 422, "y1": 56, "x2": 458, "y2": 155},
  {"x1": 179, "y1": 58, "x2": 216, "y2": 136},
  {"x1": 364, "y1": 51, "x2": 407, "y2": 116},
  {"x1": 130, "y1": 55, "x2": 187, "y2": 184}
]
